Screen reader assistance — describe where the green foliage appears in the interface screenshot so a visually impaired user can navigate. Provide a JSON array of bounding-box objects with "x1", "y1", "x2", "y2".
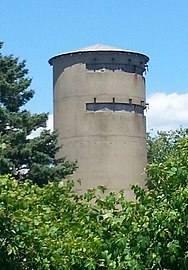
[
  {"x1": 0, "y1": 164, "x2": 187, "y2": 269},
  {"x1": 147, "y1": 128, "x2": 188, "y2": 164},
  {"x1": 1, "y1": 128, "x2": 187, "y2": 269},
  {"x1": 0, "y1": 43, "x2": 76, "y2": 185}
]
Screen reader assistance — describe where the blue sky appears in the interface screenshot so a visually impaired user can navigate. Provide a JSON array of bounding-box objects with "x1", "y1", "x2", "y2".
[{"x1": 1, "y1": 0, "x2": 188, "y2": 131}]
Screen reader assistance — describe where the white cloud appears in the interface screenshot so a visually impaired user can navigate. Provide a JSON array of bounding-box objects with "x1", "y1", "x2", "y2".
[
  {"x1": 46, "y1": 114, "x2": 54, "y2": 131},
  {"x1": 146, "y1": 92, "x2": 188, "y2": 133},
  {"x1": 28, "y1": 114, "x2": 54, "y2": 139}
]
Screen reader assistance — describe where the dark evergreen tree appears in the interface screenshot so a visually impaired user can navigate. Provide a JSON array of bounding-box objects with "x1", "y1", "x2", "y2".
[{"x1": 0, "y1": 42, "x2": 76, "y2": 185}]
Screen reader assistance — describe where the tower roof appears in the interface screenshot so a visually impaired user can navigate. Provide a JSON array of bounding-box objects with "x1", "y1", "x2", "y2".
[
  {"x1": 57, "y1": 44, "x2": 138, "y2": 55},
  {"x1": 49, "y1": 44, "x2": 149, "y2": 65},
  {"x1": 74, "y1": 44, "x2": 128, "y2": 52}
]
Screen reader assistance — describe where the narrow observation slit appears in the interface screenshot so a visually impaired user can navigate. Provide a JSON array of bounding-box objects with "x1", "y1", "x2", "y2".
[
  {"x1": 86, "y1": 102, "x2": 145, "y2": 114},
  {"x1": 86, "y1": 63, "x2": 144, "y2": 74}
]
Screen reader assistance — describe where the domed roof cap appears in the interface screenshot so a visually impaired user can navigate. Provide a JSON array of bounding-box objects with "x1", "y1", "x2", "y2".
[
  {"x1": 75, "y1": 44, "x2": 128, "y2": 52},
  {"x1": 49, "y1": 44, "x2": 149, "y2": 64}
]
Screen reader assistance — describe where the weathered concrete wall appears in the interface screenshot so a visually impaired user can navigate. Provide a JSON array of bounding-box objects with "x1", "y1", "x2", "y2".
[{"x1": 50, "y1": 48, "x2": 148, "y2": 200}]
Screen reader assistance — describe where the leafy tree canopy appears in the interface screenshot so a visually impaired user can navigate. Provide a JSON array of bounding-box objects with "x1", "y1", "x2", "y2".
[
  {"x1": 0, "y1": 43, "x2": 76, "y2": 185},
  {"x1": 147, "y1": 128, "x2": 188, "y2": 164},
  {"x1": 0, "y1": 129, "x2": 188, "y2": 269}
]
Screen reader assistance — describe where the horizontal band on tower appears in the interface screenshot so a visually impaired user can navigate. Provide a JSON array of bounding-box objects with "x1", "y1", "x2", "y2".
[{"x1": 86, "y1": 102, "x2": 145, "y2": 114}]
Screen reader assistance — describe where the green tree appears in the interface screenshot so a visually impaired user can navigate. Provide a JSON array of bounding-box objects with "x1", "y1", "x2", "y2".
[
  {"x1": 147, "y1": 128, "x2": 188, "y2": 164},
  {"x1": 0, "y1": 43, "x2": 76, "y2": 185},
  {"x1": 0, "y1": 128, "x2": 187, "y2": 269}
]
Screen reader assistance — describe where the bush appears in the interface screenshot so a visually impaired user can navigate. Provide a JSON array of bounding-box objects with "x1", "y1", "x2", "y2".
[{"x1": 0, "y1": 170, "x2": 187, "y2": 269}]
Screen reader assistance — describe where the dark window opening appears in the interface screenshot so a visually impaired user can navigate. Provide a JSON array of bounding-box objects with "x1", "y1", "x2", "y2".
[
  {"x1": 86, "y1": 63, "x2": 145, "y2": 75},
  {"x1": 86, "y1": 102, "x2": 145, "y2": 114}
]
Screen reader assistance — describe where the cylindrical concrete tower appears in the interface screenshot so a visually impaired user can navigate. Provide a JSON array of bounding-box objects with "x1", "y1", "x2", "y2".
[{"x1": 49, "y1": 44, "x2": 149, "y2": 199}]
